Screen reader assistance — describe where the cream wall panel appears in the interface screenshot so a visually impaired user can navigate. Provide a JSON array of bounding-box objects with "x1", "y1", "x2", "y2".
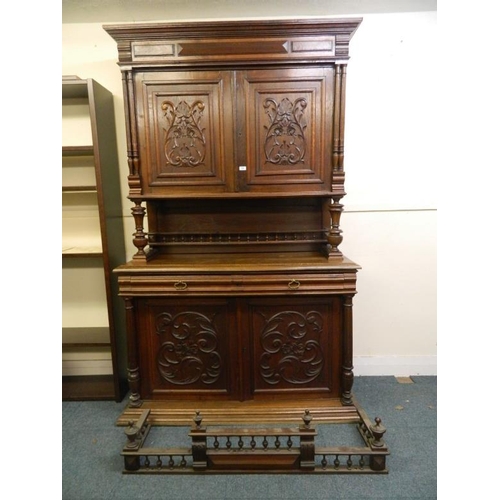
[
  {"x1": 342, "y1": 210, "x2": 437, "y2": 358},
  {"x1": 62, "y1": 264, "x2": 109, "y2": 328},
  {"x1": 345, "y1": 12, "x2": 437, "y2": 211}
]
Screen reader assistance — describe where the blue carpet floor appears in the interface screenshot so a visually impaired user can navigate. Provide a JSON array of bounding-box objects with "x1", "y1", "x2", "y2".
[{"x1": 62, "y1": 376, "x2": 437, "y2": 499}]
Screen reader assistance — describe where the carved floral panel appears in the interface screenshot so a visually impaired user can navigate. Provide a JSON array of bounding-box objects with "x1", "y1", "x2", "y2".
[
  {"x1": 263, "y1": 97, "x2": 308, "y2": 166},
  {"x1": 161, "y1": 99, "x2": 207, "y2": 168},
  {"x1": 240, "y1": 67, "x2": 333, "y2": 190}
]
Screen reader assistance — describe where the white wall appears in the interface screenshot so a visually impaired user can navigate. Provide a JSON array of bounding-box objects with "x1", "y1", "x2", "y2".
[
  {"x1": 340, "y1": 11, "x2": 437, "y2": 375},
  {"x1": 62, "y1": 8, "x2": 437, "y2": 376}
]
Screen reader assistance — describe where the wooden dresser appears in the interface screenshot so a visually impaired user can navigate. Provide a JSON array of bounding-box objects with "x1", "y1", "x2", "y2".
[
  {"x1": 104, "y1": 14, "x2": 391, "y2": 417},
  {"x1": 104, "y1": 17, "x2": 363, "y2": 412},
  {"x1": 105, "y1": 17, "x2": 389, "y2": 475}
]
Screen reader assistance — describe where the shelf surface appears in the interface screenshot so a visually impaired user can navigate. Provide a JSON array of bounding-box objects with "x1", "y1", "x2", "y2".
[
  {"x1": 63, "y1": 343, "x2": 111, "y2": 348},
  {"x1": 62, "y1": 246, "x2": 103, "y2": 256},
  {"x1": 62, "y1": 326, "x2": 110, "y2": 343},
  {"x1": 115, "y1": 252, "x2": 361, "y2": 274},
  {"x1": 62, "y1": 145, "x2": 94, "y2": 156},
  {"x1": 62, "y1": 80, "x2": 90, "y2": 99},
  {"x1": 62, "y1": 375, "x2": 116, "y2": 401},
  {"x1": 62, "y1": 185, "x2": 97, "y2": 192}
]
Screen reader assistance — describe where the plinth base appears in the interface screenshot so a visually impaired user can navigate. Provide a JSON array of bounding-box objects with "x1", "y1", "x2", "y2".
[
  {"x1": 116, "y1": 397, "x2": 360, "y2": 426},
  {"x1": 118, "y1": 396, "x2": 389, "y2": 474}
]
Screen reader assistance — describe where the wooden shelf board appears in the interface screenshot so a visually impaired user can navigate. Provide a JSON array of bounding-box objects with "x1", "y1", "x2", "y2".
[
  {"x1": 62, "y1": 375, "x2": 115, "y2": 401},
  {"x1": 62, "y1": 185, "x2": 97, "y2": 192},
  {"x1": 116, "y1": 251, "x2": 360, "y2": 273},
  {"x1": 62, "y1": 145, "x2": 94, "y2": 156},
  {"x1": 62, "y1": 343, "x2": 111, "y2": 349},
  {"x1": 62, "y1": 80, "x2": 90, "y2": 99},
  {"x1": 62, "y1": 247, "x2": 103, "y2": 257}
]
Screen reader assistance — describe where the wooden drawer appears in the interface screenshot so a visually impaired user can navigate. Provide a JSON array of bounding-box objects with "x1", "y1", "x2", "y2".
[{"x1": 117, "y1": 272, "x2": 357, "y2": 296}]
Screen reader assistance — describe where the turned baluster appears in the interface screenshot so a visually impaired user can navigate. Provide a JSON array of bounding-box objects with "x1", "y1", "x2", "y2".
[
  {"x1": 369, "y1": 417, "x2": 388, "y2": 471},
  {"x1": 131, "y1": 201, "x2": 148, "y2": 259},
  {"x1": 191, "y1": 411, "x2": 207, "y2": 471},
  {"x1": 327, "y1": 196, "x2": 344, "y2": 257},
  {"x1": 370, "y1": 417, "x2": 387, "y2": 448},
  {"x1": 299, "y1": 409, "x2": 316, "y2": 470}
]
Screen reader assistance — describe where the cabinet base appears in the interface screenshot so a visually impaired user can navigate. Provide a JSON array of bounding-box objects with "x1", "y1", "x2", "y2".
[
  {"x1": 116, "y1": 397, "x2": 360, "y2": 426},
  {"x1": 119, "y1": 396, "x2": 389, "y2": 474}
]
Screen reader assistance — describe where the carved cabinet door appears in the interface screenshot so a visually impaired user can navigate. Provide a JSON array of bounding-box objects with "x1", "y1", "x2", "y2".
[
  {"x1": 243, "y1": 296, "x2": 342, "y2": 400},
  {"x1": 136, "y1": 295, "x2": 342, "y2": 402},
  {"x1": 133, "y1": 67, "x2": 334, "y2": 196},
  {"x1": 137, "y1": 298, "x2": 238, "y2": 400},
  {"x1": 235, "y1": 67, "x2": 334, "y2": 193},
  {"x1": 134, "y1": 70, "x2": 235, "y2": 195}
]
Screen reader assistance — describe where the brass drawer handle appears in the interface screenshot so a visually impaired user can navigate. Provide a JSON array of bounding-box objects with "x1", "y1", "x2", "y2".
[
  {"x1": 174, "y1": 281, "x2": 188, "y2": 291},
  {"x1": 288, "y1": 279, "x2": 301, "y2": 290}
]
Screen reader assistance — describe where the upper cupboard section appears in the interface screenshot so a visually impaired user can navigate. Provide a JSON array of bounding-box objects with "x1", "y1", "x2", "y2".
[
  {"x1": 104, "y1": 18, "x2": 363, "y2": 199},
  {"x1": 134, "y1": 66, "x2": 334, "y2": 196}
]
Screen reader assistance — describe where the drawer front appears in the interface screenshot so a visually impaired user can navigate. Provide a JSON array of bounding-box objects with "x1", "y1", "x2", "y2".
[{"x1": 118, "y1": 272, "x2": 357, "y2": 296}]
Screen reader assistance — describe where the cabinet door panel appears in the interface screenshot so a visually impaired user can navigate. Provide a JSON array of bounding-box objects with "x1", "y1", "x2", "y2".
[
  {"x1": 246, "y1": 297, "x2": 342, "y2": 398},
  {"x1": 135, "y1": 71, "x2": 234, "y2": 194},
  {"x1": 237, "y1": 68, "x2": 334, "y2": 193},
  {"x1": 137, "y1": 298, "x2": 237, "y2": 399}
]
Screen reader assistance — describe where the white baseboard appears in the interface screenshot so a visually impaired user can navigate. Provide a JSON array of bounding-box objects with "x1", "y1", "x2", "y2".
[{"x1": 353, "y1": 355, "x2": 437, "y2": 376}]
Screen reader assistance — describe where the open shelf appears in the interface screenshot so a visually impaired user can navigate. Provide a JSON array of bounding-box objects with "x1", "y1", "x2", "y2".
[
  {"x1": 62, "y1": 145, "x2": 94, "y2": 156},
  {"x1": 62, "y1": 76, "x2": 127, "y2": 401},
  {"x1": 62, "y1": 375, "x2": 117, "y2": 401}
]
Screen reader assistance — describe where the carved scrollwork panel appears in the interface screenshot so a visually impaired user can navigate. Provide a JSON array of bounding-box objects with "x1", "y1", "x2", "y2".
[
  {"x1": 258, "y1": 310, "x2": 324, "y2": 385},
  {"x1": 155, "y1": 311, "x2": 222, "y2": 386}
]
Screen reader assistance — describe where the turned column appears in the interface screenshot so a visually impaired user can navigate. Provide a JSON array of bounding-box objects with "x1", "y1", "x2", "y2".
[
  {"x1": 341, "y1": 294, "x2": 354, "y2": 405},
  {"x1": 328, "y1": 63, "x2": 348, "y2": 258},
  {"x1": 122, "y1": 70, "x2": 148, "y2": 260},
  {"x1": 124, "y1": 297, "x2": 142, "y2": 407},
  {"x1": 131, "y1": 201, "x2": 148, "y2": 259}
]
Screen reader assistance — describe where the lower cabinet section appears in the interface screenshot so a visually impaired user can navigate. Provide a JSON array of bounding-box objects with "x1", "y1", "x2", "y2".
[{"x1": 135, "y1": 296, "x2": 343, "y2": 402}]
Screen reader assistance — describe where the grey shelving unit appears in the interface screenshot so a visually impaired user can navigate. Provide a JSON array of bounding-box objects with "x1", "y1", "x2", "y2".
[{"x1": 62, "y1": 76, "x2": 127, "y2": 401}]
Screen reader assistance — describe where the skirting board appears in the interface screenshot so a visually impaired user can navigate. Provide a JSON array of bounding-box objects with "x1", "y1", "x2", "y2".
[
  {"x1": 353, "y1": 355, "x2": 437, "y2": 376},
  {"x1": 62, "y1": 356, "x2": 436, "y2": 378}
]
